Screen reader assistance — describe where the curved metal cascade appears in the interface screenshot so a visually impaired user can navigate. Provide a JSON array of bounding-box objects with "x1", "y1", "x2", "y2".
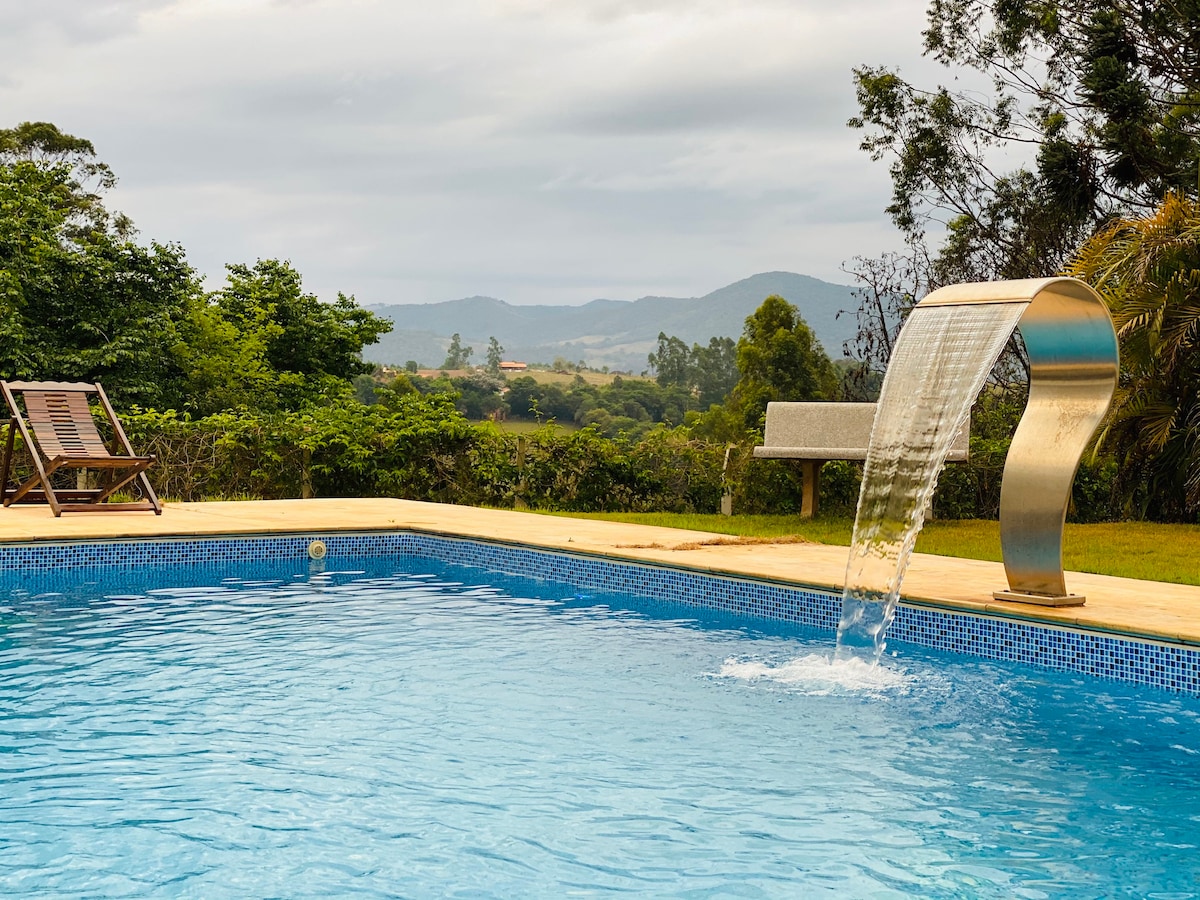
[{"x1": 836, "y1": 278, "x2": 1119, "y2": 660}]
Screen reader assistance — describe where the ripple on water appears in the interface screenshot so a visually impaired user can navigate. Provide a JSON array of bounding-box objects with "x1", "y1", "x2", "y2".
[{"x1": 1, "y1": 558, "x2": 1199, "y2": 899}]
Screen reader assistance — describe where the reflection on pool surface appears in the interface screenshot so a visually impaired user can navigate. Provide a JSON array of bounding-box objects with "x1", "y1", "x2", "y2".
[{"x1": 2, "y1": 557, "x2": 1199, "y2": 898}]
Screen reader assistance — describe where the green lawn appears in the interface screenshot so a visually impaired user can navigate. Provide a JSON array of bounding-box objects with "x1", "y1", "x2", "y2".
[{"x1": 545, "y1": 512, "x2": 1200, "y2": 586}]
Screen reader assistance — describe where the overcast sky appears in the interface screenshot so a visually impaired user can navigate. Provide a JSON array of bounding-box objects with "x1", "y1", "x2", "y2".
[{"x1": 1, "y1": 0, "x2": 942, "y2": 306}]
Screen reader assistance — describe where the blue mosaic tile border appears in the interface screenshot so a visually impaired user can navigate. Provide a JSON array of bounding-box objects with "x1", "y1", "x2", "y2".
[
  {"x1": 0, "y1": 532, "x2": 421, "y2": 573},
  {"x1": 2, "y1": 530, "x2": 1198, "y2": 694}
]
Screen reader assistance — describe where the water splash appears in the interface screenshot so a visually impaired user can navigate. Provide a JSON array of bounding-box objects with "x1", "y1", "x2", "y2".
[
  {"x1": 836, "y1": 303, "x2": 1028, "y2": 662},
  {"x1": 717, "y1": 653, "x2": 914, "y2": 694}
]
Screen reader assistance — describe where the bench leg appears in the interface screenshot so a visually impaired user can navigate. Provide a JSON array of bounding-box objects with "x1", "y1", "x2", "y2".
[{"x1": 800, "y1": 460, "x2": 820, "y2": 519}]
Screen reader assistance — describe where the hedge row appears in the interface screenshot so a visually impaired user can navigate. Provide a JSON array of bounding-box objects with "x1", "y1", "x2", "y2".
[
  {"x1": 121, "y1": 398, "x2": 735, "y2": 513},
  {"x1": 115, "y1": 396, "x2": 1122, "y2": 521}
]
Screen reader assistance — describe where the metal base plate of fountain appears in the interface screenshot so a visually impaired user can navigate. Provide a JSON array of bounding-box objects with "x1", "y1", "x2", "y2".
[{"x1": 992, "y1": 590, "x2": 1086, "y2": 607}]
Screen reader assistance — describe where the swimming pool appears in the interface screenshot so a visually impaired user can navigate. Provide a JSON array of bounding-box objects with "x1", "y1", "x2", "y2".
[{"x1": 2, "y1": 542, "x2": 1199, "y2": 897}]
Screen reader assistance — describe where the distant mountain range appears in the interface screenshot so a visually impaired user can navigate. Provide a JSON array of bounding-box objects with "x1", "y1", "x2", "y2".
[{"x1": 363, "y1": 272, "x2": 860, "y2": 372}]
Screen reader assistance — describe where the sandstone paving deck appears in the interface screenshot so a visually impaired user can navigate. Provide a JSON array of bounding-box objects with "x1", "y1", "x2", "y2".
[{"x1": 0, "y1": 498, "x2": 1197, "y2": 646}]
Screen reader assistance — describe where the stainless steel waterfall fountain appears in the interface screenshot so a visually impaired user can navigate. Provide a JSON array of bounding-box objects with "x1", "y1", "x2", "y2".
[
  {"x1": 837, "y1": 276, "x2": 1118, "y2": 657},
  {"x1": 840, "y1": 274, "x2": 1118, "y2": 657},
  {"x1": 914, "y1": 277, "x2": 1119, "y2": 606}
]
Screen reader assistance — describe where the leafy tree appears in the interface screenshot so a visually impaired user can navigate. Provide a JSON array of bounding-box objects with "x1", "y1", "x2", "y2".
[
  {"x1": 0, "y1": 155, "x2": 200, "y2": 407},
  {"x1": 0, "y1": 122, "x2": 391, "y2": 416},
  {"x1": 693, "y1": 336, "x2": 738, "y2": 408},
  {"x1": 215, "y1": 260, "x2": 389, "y2": 383},
  {"x1": 174, "y1": 259, "x2": 391, "y2": 414},
  {"x1": 169, "y1": 292, "x2": 277, "y2": 413},
  {"x1": 485, "y1": 336, "x2": 505, "y2": 375},
  {"x1": 0, "y1": 120, "x2": 132, "y2": 238},
  {"x1": 383, "y1": 373, "x2": 419, "y2": 398},
  {"x1": 849, "y1": 0, "x2": 1200, "y2": 291},
  {"x1": 648, "y1": 332, "x2": 693, "y2": 387},
  {"x1": 1067, "y1": 193, "x2": 1200, "y2": 519},
  {"x1": 451, "y1": 372, "x2": 507, "y2": 419},
  {"x1": 504, "y1": 376, "x2": 584, "y2": 423},
  {"x1": 647, "y1": 332, "x2": 738, "y2": 408},
  {"x1": 352, "y1": 373, "x2": 378, "y2": 405},
  {"x1": 443, "y1": 333, "x2": 473, "y2": 369},
  {"x1": 728, "y1": 295, "x2": 839, "y2": 432}
]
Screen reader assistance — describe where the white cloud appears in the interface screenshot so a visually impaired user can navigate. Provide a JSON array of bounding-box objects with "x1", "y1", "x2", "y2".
[{"x1": 0, "y1": 0, "x2": 936, "y2": 305}]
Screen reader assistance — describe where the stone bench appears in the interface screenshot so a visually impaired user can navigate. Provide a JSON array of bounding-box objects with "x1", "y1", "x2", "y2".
[{"x1": 752, "y1": 402, "x2": 969, "y2": 518}]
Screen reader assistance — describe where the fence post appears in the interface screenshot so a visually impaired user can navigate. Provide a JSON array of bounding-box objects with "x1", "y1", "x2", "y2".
[
  {"x1": 301, "y1": 448, "x2": 313, "y2": 499},
  {"x1": 720, "y1": 444, "x2": 734, "y2": 516},
  {"x1": 514, "y1": 436, "x2": 528, "y2": 509}
]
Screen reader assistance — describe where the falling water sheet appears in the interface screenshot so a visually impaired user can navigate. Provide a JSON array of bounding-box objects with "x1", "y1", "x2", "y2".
[{"x1": 837, "y1": 302, "x2": 1030, "y2": 660}]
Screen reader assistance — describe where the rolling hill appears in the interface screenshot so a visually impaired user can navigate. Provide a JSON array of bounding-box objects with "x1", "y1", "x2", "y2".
[{"x1": 363, "y1": 272, "x2": 859, "y2": 372}]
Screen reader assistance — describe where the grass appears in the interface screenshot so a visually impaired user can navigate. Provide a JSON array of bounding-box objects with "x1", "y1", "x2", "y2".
[{"x1": 544, "y1": 512, "x2": 1200, "y2": 586}]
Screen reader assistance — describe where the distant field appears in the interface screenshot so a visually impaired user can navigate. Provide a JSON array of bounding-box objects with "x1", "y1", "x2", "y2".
[
  {"x1": 413, "y1": 368, "x2": 649, "y2": 387},
  {"x1": 517, "y1": 369, "x2": 650, "y2": 387}
]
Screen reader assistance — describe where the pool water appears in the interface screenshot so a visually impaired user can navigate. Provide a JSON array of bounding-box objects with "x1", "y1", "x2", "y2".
[{"x1": 2, "y1": 557, "x2": 1199, "y2": 898}]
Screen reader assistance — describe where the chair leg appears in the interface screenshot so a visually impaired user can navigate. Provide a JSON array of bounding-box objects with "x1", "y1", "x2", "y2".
[
  {"x1": 0, "y1": 420, "x2": 15, "y2": 502},
  {"x1": 800, "y1": 460, "x2": 820, "y2": 519},
  {"x1": 137, "y1": 469, "x2": 163, "y2": 514},
  {"x1": 8, "y1": 458, "x2": 65, "y2": 516},
  {"x1": 94, "y1": 465, "x2": 152, "y2": 503}
]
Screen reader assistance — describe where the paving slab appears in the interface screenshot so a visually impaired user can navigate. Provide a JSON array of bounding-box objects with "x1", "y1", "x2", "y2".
[{"x1": 0, "y1": 498, "x2": 1196, "y2": 646}]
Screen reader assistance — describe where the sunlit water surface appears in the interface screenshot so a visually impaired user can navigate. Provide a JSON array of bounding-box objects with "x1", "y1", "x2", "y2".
[{"x1": 2, "y1": 558, "x2": 1199, "y2": 898}]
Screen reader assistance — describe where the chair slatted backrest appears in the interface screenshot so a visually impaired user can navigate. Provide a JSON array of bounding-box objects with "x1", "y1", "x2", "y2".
[{"x1": 23, "y1": 390, "x2": 112, "y2": 460}]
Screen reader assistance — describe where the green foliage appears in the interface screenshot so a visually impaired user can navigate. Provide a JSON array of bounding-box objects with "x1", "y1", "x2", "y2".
[
  {"x1": 0, "y1": 120, "x2": 128, "y2": 238},
  {"x1": 648, "y1": 333, "x2": 692, "y2": 388},
  {"x1": 122, "y1": 396, "x2": 484, "y2": 504},
  {"x1": 0, "y1": 122, "x2": 390, "y2": 417},
  {"x1": 176, "y1": 259, "x2": 392, "y2": 414},
  {"x1": 835, "y1": 358, "x2": 884, "y2": 402},
  {"x1": 451, "y1": 372, "x2": 507, "y2": 420},
  {"x1": 121, "y1": 400, "x2": 727, "y2": 514},
  {"x1": 220, "y1": 260, "x2": 388, "y2": 382},
  {"x1": 1070, "y1": 456, "x2": 1121, "y2": 523},
  {"x1": 647, "y1": 332, "x2": 740, "y2": 409},
  {"x1": 1067, "y1": 193, "x2": 1200, "y2": 520},
  {"x1": 728, "y1": 295, "x2": 839, "y2": 432},
  {"x1": 352, "y1": 373, "x2": 378, "y2": 405},
  {"x1": 844, "y1": 0, "x2": 1200, "y2": 412},
  {"x1": 118, "y1": 387, "x2": 1126, "y2": 521},
  {"x1": 502, "y1": 373, "x2": 697, "y2": 438},
  {"x1": 815, "y1": 460, "x2": 864, "y2": 516},
  {"x1": 851, "y1": 0, "x2": 1200, "y2": 285},
  {"x1": 0, "y1": 158, "x2": 200, "y2": 407},
  {"x1": 693, "y1": 337, "x2": 739, "y2": 408}
]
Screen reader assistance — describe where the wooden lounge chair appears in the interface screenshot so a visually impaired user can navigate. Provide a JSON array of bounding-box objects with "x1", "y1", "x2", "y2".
[{"x1": 0, "y1": 380, "x2": 162, "y2": 516}]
